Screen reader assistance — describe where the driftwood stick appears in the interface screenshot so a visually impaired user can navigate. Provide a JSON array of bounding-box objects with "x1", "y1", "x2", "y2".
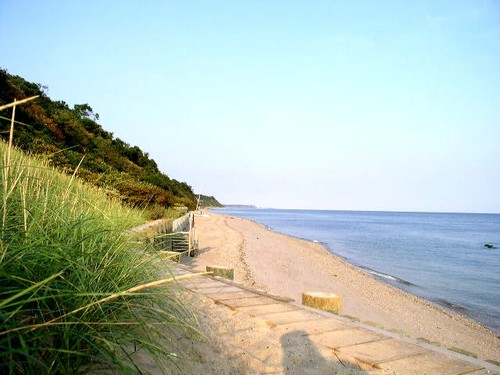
[{"x1": 0, "y1": 95, "x2": 39, "y2": 111}]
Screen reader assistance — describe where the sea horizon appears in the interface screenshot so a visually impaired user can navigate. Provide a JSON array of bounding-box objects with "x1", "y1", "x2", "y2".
[{"x1": 220, "y1": 205, "x2": 500, "y2": 216}]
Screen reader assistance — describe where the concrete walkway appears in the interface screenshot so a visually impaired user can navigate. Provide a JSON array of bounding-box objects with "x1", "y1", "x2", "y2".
[{"x1": 172, "y1": 265, "x2": 499, "y2": 374}]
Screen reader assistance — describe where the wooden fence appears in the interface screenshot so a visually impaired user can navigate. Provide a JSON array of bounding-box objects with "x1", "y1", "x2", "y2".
[{"x1": 132, "y1": 213, "x2": 197, "y2": 257}]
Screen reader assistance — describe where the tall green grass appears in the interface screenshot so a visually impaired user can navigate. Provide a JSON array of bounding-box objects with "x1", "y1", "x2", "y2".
[{"x1": 0, "y1": 141, "x2": 198, "y2": 374}]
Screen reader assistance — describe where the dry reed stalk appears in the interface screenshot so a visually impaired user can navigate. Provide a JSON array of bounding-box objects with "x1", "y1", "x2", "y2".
[
  {"x1": 0, "y1": 272, "x2": 211, "y2": 336},
  {"x1": 1, "y1": 96, "x2": 39, "y2": 228},
  {"x1": 21, "y1": 176, "x2": 28, "y2": 234},
  {"x1": 1, "y1": 100, "x2": 15, "y2": 228},
  {"x1": 61, "y1": 154, "x2": 85, "y2": 208},
  {"x1": 0, "y1": 95, "x2": 39, "y2": 111}
]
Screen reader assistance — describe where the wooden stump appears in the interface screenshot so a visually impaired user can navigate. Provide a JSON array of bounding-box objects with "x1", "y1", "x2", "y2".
[
  {"x1": 206, "y1": 265, "x2": 234, "y2": 280},
  {"x1": 302, "y1": 292, "x2": 342, "y2": 314}
]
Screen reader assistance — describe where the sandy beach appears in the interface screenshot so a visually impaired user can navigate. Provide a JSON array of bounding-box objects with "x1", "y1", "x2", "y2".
[{"x1": 183, "y1": 212, "x2": 499, "y2": 362}]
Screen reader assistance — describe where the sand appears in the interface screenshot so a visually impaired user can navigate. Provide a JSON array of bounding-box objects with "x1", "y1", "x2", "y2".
[
  {"x1": 141, "y1": 290, "x2": 379, "y2": 374},
  {"x1": 183, "y1": 212, "x2": 499, "y2": 362}
]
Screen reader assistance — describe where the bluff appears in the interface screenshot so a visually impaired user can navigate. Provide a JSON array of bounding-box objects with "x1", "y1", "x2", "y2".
[{"x1": 0, "y1": 69, "x2": 221, "y2": 217}]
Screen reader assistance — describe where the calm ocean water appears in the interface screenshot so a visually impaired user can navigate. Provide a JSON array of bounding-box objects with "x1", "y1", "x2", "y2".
[{"x1": 212, "y1": 208, "x2": 500, "y2": 333}]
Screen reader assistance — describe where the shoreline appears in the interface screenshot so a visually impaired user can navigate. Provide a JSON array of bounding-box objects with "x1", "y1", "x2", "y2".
[
  {"x1": 184, "y1": 212, "x2": 500, "y2": 362},
  {"x1": 211, "y1": 209, "x2": 500, "y2": 335},
  {"x1": 322, "y1": 244, "x2": 496, "y2": 333},
  {"x1": 243, "y1": 217, "x2": 493, "y2": 329}
]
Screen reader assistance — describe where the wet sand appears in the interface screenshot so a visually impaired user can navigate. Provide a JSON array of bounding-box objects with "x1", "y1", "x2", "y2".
[{"x1": 183, "y1": 212, "x2": 499, "y2": 362}]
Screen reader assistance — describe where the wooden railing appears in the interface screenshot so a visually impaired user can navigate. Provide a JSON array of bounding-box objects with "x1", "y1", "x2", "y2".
[{"x1": 132, "y1": 213, "x2": 197, "y2": 258}]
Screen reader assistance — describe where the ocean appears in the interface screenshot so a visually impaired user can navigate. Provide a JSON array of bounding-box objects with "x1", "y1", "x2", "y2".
[{"x1": 212, "y1": 208, "x2": 500, "y2": 333}]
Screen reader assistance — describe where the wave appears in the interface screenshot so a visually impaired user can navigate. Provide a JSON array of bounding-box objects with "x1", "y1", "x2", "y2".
[
  {"x1": 434, "y1": 299, "x2": 471, "y2": 314},
  {"x1": 362, "y1": 267, "x2": 415, "y2": 286}
]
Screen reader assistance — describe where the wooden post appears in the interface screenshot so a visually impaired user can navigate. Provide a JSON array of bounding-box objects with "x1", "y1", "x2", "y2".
[
  {"x1": 188, "y1": 212, "x2": 192, "y2": 256},
  {"x1": 302, "y1": 292, "x2": 342, "y2": 314},
  {"x1": 0, "y1": 95, "x2": 39, "y2": 111},
  {"x1": 206, "y1": 266, "x2": 234, "y2": 280}
]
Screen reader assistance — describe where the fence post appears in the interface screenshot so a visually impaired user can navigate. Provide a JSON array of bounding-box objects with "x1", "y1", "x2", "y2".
[{"x1": 188, "y1": 213, "x2": 192, "y2": 256}]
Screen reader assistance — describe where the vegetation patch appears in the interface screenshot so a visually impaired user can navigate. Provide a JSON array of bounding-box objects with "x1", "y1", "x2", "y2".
[
  {"x1": 340, "y1": 314, "x2": 360, "y2": 322},
  {"x1": 0, "y1": 69, "x2": 222, "y2": 217},
  {"x1": 448, "y1": 347, "x2": 478, "y2": 359},
  {"x1": 416, "y1": 337, "x2": 441, "y2": 347},
  {"x1": 363, "y1": 321, "x2": 384, "y2": 329},
  {"x1": 387, "y1": 328, "x2": 411, "y2": 337}
]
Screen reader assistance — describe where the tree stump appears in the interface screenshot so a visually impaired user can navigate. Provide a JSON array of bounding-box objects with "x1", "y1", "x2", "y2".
[{"x1": 302, "y1": 292, "x2": 342, "y2": 314}]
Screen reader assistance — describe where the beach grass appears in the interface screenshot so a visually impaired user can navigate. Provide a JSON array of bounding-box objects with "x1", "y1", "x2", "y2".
[
  {"x1": 448, "y1": 347, "x2": 478, "y2": 359},
  {"x1": 0, "y1": 141, "x2": 198, "y2": 374}
]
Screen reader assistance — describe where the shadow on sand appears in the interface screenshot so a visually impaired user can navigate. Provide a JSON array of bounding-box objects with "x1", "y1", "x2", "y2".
[
  {"x1": 180, "y1": 246, "x2": 213, "y2": 268},
  {"x1": 280, "y1": 330, "x2": 369, "y2": 375}
]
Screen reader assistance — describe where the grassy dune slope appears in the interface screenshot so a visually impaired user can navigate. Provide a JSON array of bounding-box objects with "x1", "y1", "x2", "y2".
[{"x1": 0, "y1": 142, "x2": 197, "y2": 374}]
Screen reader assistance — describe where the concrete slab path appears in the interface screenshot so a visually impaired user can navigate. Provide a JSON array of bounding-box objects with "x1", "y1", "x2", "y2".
[{"x1": 173, "y1": 265, "x2": 499, "y2": 374}]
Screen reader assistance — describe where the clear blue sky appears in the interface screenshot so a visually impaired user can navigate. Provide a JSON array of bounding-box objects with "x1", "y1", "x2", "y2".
[{"x1": 1, "y1": 1, "x2": 499, "y2": 213}]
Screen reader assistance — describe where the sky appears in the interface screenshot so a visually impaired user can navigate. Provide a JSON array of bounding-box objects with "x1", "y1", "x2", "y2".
[{"x1": 1, "y1": 1, "x2": 499, "y2": 213}]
